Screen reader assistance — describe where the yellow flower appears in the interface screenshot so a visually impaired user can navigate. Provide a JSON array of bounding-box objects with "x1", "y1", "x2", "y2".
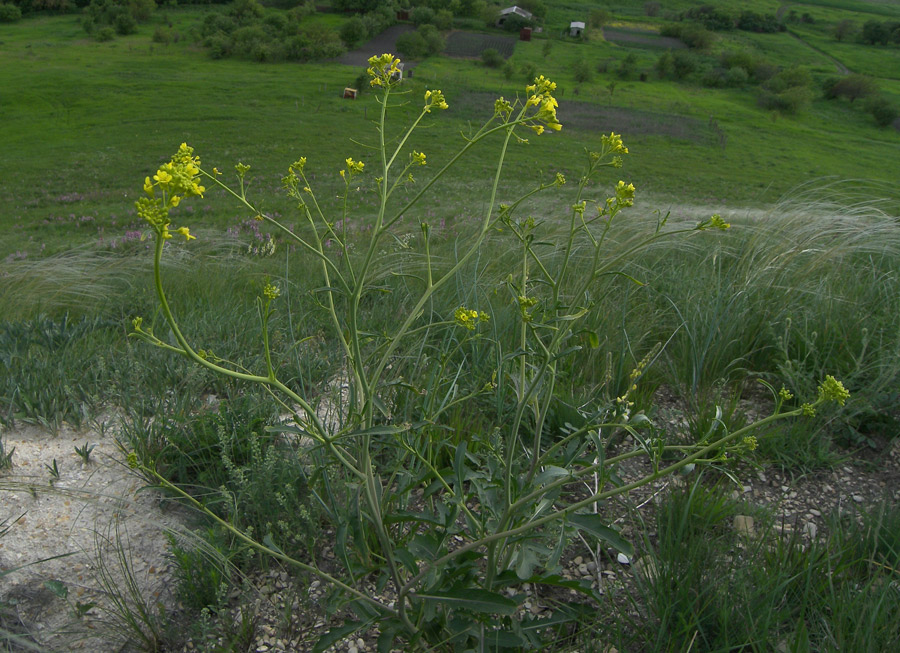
[
  {"x1": 174, "y1": 226, "x2": 195, "y2": 241},
  {"x1": 154, "y1": 169, "x2": 173, "y2": 186},
  {"x1": 615, "y1": 180, "x2": 636, "y2": 207},
  {"x1": 143, "y1": 176, "x2": 154, "y2": 196},
  {"x1": 601, "y1": 132, "x2": 628, "y2": 155},
  {"x1": 263, "y1": 282, "x2": 280, "y2": 300},
  {"x1": 424, "y1": 89, "x2": 449, "y2": 112},
  {"x1": 411, "y1": 151, "x2": 427, "y2": 166},
  {"x1": 367, "y1": 53, "x2": 402, "y2": 87}
]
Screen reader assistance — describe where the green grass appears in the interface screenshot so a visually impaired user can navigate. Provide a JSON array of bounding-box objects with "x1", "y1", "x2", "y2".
[
  {"x1": 2, "y1": 7, "x2": 899, "y2": 261},
  {"x1": 605, "y1": 480, "x2": 900, "y2": 651}
]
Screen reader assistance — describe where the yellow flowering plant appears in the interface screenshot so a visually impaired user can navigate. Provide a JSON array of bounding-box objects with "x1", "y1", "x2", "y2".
[{"x1": 130, "y1": 55, "x2": 849, "y2": 649}]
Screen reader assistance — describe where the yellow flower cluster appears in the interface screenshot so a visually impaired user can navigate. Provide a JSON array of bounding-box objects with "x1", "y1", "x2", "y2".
[
  {"x1": 263, "y1": 282, "x2": 280, "y2": 300},
  {"x1": 137, "y1": 143, "x2": 204, "y2": 242},
  {"x1": 454, "y1": 306, "x2": 490, "y2": 330},
  {"x1": 340, "y1": 157, "x2": 365, "y2": 179},
  {"x1": 367, "y1": 53, "x2": 402, "y2": 87},
  {"x1": 818, "y1": 375, "x2": 850, "y2": 406},
  {"x1": 424, "y1": 89, "x2": 449, "y2": 112},
  {"x1": 525, "y1": 75, "x2": 561, "y2": 134},
  {"x1": 601, "y1": 132, "x2": 629, "y2": 155},
  {"x1": 411, "y1": 151, "x2": 427, "y2": 166}
]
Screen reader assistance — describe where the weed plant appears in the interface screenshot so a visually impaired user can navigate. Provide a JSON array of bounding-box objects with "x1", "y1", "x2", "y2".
[{"x1": 123, "y1": 54, "x2": 852, "y2": 649}]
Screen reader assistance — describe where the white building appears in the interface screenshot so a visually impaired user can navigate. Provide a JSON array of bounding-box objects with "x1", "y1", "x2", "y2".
[{"x1": 497, "y1": 6, "x2": 533, "y2": 27}]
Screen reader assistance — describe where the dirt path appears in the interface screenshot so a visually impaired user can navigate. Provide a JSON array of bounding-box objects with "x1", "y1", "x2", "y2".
[
  {"x1": 334, "y1": 24, "x2": 416, "y2": 68},
  {"x1": 787, "y1": 29, "x2": 851, "y2": 74}
]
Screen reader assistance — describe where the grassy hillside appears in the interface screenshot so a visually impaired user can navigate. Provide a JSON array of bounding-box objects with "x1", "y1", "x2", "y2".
[{"x1": 1, "y1": 2, "x2": 899, "y2": 260}]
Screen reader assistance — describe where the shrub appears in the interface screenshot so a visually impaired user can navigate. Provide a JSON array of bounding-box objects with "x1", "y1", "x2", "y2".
[
  {"x1": 410, "y1": 5, "x2": 435, "y2": 26},
  {"x1": 339, "y1": 15, "x2": 368, "y2": 48},
  {"x1": 499, "y1": 12, "x2": 531, "y2": 33},
  {"x1": 481, "y1": 47, "x2": 503, "y2": 68},
  {"x1": 758, "y1": 85, "x2": 812, "y2": 114},
  {"x1": 434, "y1": 8, "x2": 453, "y2": 30},
  {"x1": 0, "y1": 3, "x2": 22, "y2": 22},
  {"x1": 825, "y1": 74, "x2": 878, "y2": 103},
  {"x1": 152, "y1": 25, "x2": 179, "y2": 44},
  {"x1": 113, "y1": 11, "x2": 137, "y2": 36},
  {"x1": 573, "y1": 58, "x2": 593, "y2": 83},
  {"x1": 865, "y1": 95, "x2": 898, "y2": 127},
  {"x1": 736, "y1": 10, "x2": 781, "y2": 33},
  {"x1": 683, "y1": 5, "x2": 733, "y2": 31},
  {"x1": 395, "y1": 30, "x2": 429, "y2": 59},
  {"x1": 679, "y1": 23, "x2": 716, "y2": 49},
  {"x1": 644, "y1": 1, "x2": 660, "y2": 17},
  {"x1": 671, "y1": 49, "x2": 700, "y2": 79},
  {"x1": 94, "y1": 25, "x2": 115, "y2": 41},
  {"x1": 419, "y1": 23, "x2": 445, "y2": 55}
]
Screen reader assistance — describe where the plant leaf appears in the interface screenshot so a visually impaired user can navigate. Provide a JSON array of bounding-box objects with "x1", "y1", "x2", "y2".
[
  {"x1": 569, "y1": 513, "x2": 633, "y2": 556},
  {"x1": 417, "y1": 588, "x2": 519, "y2": 615}
]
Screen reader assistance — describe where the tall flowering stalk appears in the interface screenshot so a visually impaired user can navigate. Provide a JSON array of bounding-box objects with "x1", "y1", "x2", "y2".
[{"x1": 130, "y1": 55, "x2": 849, "y2": 649}]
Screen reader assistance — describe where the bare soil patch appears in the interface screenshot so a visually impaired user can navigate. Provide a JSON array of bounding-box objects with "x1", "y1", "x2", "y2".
[
  {"x1": 603, "y1": 27, "x2": 686, "y2": 50},
  {"x1": 444, "y1": 31, "x2": 518, "y2": 59}
]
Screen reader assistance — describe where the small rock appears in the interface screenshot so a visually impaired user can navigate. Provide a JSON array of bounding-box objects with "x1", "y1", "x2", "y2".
[
  {"x1": 631, "y1": 557, "x2": 658, "y2": 581},
  {"x1": 733, "y1": 515, "x2": 755, "y2": 536},
  {"x1": 586, "y1": 561, "x2": 597, "y2": 573},
  {"x1": 616, "y1": 553, "x2": 630, "y2": 565},
  {"x1": 573, "y1": 556, "x2": 583, "y2": 565},
  {"x1": 578, "y1": 563, "x2": 590, "y2": 576},
  {"x1": 809, "y1": 509, "x2": 821, "y2": 517},
  {"x1": 852, "y1": 495, "x2": 864, "y2": 504},
  {"x1": 803, "y1": 522, "x2": 818, "y2": 539}
]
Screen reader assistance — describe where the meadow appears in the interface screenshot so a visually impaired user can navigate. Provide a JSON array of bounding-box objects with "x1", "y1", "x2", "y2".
[{"x1": 1, "y1": 1, "x2": 899, "y2": 651}]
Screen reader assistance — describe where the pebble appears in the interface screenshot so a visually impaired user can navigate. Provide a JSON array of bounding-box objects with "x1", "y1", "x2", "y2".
[{"x1": 852, "y1": 495, "x2": 864, "y2": 503}]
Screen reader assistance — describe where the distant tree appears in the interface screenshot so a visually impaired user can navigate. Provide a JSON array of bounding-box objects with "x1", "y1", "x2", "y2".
[
  {"x1": 499, "y1": 13, "x2": 531, "y2": 33},
  {"x1": 833, "y1": 19, "x2": 855, "y2": 42},
  {"x1": 410, "y1": 6, "x2": 435, "y2": 26},
  {"x1": 0, "y1": 3, "x2": 22, "y2": 22},
  {"x1": 644, "y1": 2, "x2": 660, "y2": 17},
  {"x1": 736, "y1": 11, "x2": 781, "y2": 33},
  {"x1": 861, "y1": 20, "x2": 891, "y2": 45},
  {"x1": 589, "y1": 9, "x2": 611, "y2": 29},
  {"x1": 679, "y1": 23, "x2": 716, "y2": 50},
  {"x1": 683, "y1": 5, "x2": 734, "y2": 31},
  {"x1": 518, "y1": 0, "x2": 547, "y2": 21},
  {"x1": 434, "y1": 9, "x2": 453, "y2": 30},
  {"x1": 825, "y1": 74, "x2": 878, "y2": 102},
  {"x1": 339, "y1": 15, "x2": 368, "y2": 47}
]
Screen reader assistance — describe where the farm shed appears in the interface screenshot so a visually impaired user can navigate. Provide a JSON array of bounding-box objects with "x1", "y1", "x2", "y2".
[
  {"x1": 497, "y1": 6, "x2": 533, "y2": 27},
  {"x1": 570, "y1": 21, "x2": 585, "y2": 37}
]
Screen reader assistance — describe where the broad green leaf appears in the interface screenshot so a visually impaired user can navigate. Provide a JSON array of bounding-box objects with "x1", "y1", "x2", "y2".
[
  {"x1": 569, "y1": 513, "x2": 633, "y2": 556},
  {"x1": 313, "y1": 621, "x2": 366, "y2": 653},
  {"x1": 44, "y1": 580, "x2": 67, "y2": 600},
  {"x1": 418, "y1": 588, "x2": 519, "y2": 615}
]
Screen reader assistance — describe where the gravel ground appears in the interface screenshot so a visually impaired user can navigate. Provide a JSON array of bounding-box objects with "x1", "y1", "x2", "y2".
[{"x1": 2, "y1": 393, "x2": 898, "y2": 652}]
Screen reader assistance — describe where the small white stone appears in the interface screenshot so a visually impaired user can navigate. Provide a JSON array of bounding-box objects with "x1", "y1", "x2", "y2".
[{"x1": 616, "y1": 553, "x2": 630, "y2": 565}]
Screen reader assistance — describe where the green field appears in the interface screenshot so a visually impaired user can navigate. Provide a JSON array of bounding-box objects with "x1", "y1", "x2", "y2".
[{"x1": 1, "y1": 2, "x2": 899, "y2": 261}]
